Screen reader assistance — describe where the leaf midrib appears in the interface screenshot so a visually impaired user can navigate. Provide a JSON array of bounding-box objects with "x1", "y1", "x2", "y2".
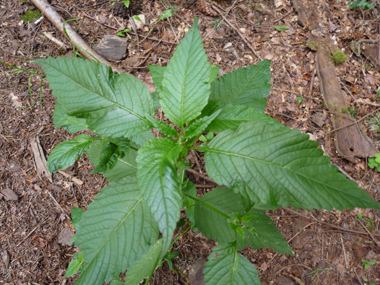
[
  {"x1": 205, "y1": 147, "x2": 353, "y2": 198},
  {"x1": 46, "y1": 62, "x2": 150, "y2": 125},
  {"x1": 81, "y1": 196, "x2": 144, "y2": 277}
]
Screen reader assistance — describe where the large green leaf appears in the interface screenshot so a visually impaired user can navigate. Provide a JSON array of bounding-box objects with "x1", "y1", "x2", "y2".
[
  {"x1": 74, "y1": 177, "x2": 159, "y2": 285},
  {"x1": 53, "y1": 103, "x2": 88, "y2": 133},
  {"x1": 184, "y1": 109, "x2": 221, "y2": 139},
  {"x1": 207, "y1": 104, "x2": 280, "y2": 132},
  {"x1": 194, "y1": 187, "x2": 292, "y2": 254},
  {"x1": 137, "y1": 138, "x2": 183, "y2": 255},
  {"x1": 145, "y1": 114, "x2": 179, "y2": 138},
  {"x1": 35, "y1": 57, "x2": 154, "y2": 138},
  {"x1": 209, "y1": 60, "x2": 271, "y2": 112},
  {"x1": 47, "y1": 134, "x2": 94, "y2": 173},
  {"x1": 204, "y1": 244, "x2": 260, "y2": 285},
  {"x1": 86, "y1": 140, "x2": 137, "y2": 181},
  {"x1": 204, "y1": 121, "x2": 380, "y2": 211},
  {"x1": 124, "y1": 239, "x2": 163, "y2": 285},
  {"x1": 160, "y1": 17, "x2": 211, "y2": 127},
  {"x1": 130, "y1": 130, "x2": 154, "y2": 147}
]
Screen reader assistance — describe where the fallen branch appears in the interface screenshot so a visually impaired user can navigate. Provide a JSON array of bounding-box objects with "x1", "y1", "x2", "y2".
[{"x1": 30, "y1": 0, "x2": 155, "y2": 93}]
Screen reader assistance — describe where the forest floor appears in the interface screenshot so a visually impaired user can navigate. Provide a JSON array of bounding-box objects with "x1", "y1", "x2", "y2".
[{"x1": 1, "y1": 0, "x2": 380, "y2": 284}]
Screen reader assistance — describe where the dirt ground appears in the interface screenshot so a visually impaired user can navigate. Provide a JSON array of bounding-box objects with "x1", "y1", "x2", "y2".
[{"x1": 1, "y1": 0, "x2": 380, "y2": 284}]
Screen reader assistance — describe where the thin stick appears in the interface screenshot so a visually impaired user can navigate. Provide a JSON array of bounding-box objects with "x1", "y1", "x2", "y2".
[
  {"x1": 317, "y1": 108, "x2": 380, "y2": 138},
  {"x1": 339, "y1": 78, "x2": 359, "y2": 105},
  {"x1": 357, "y1": 218, "x2": 380, "y2": 247},
  {"x1": 273, "y1": 9, "x2": 294, "y2": 24},
  {"x1": 58, "y1": 169, "x2": 83, "y2": 186},
  {"x1": 43, "y1": 32, "x2": 69, "y2": 50},
  {"x1": 46, "y1": 190, "x2": 71, "y2": 220},
  {"x1": 267, "y1": 222, "x2": 315, "y2": 265},
  {"x1": 186, "y1": 168, "x2": 216, "y2": 184},
  {"x1": 340, "y1": 234, "x2": 348, "y2": 269},
  {"x1": 284, "y1": 208, "x2": 380, "y2": 237},
  {"x1": 212, "y1": 5, "x2": 262, "y2": 60},
  {"x1": 195, "y1": 184, "x2": 216, "y2": 188}
]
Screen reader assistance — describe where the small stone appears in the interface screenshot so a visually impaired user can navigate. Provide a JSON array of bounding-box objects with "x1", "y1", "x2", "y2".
[
  {"x1": 58, "y1": 228, "x2": 75, "y2": 246},
  {"x1": 1, "y1": 249, "x2": 10, "y2": 269},
  {"x1": 189, "y1": 258, "x2": 206, "y2": 285},
  {"x1": 223, "y1": 42, "x2": 234, "y2": 53},
  {"x1": 93, "y1": 35, "x2": 129, "y2": 62},
  {"x1": 1, "y1": 188, "x2": 18, "y2": 201}
]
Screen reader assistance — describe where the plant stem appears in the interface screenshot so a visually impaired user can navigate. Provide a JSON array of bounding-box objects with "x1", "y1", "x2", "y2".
[
  {"x1": 183, "y1": 192, "x2": 231, "y2": 219},
  {"x1": 0, "y1": 61, "x2": 45, "y2": 76}
]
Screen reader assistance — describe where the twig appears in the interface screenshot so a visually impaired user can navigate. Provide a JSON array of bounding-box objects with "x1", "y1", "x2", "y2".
[
  {"x1": 211, "y1": 5, "x2": 262, "y2": 60},
  {"x1": 335, "y1": 164, "x2": 355, "y2": 181},
  {"x1": 339, "y1": 78, "x2": 359, "y2": 105},
  {"x1": 317, "y1": 107, "x2": 380, "y2": 138},
  {"x1": 186, "y1": 168, "x2": 216, "y2": 184},
  {"x1": 284, "y1": 208, "x2": 380, "y2": 237},
  {"x1": 58, "y1": 169, "x2": 83, "y2": 186},
  {"x1": 82, "y1": 13, "x2": 117, "y2": 30},
  {"x1": 275, "y1": 264, "x2": 313, "y2": 275},
  {"x1": 195, "y1": 184, "x2": 216, "y2": 188},
  {"x1": 43, "y1": 32, "x2": 69, "y2": 50},
  {"x1": 46, "y1": 190, "x2": 71, "y2": 220},
  {"x1": 378, "y1": 25, "x2": 380, "y2": 66},
  {"x1": 340, "y1": 234, "x2": 348, "y2": 269},
  {"x1": 167, "y1": 17, "x2": 179, "y2": 44},
  {"x1": 267, "y1": 222, "x2": 315, "y2": 265},
  {"x1": 273, "y1": 9, "x2": 294, "y2": 24},
  {"x1": 309, "y1": 69, "x2": 316, "y2": 95},
  {"x1": 357, "y1": 218, "x2": 380, "y2": 247},
  {"x1": 15, "y1": 216, "x2": 48, "y2": 248}
]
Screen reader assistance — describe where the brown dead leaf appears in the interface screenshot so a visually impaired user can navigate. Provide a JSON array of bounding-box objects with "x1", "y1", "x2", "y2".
[{"x1": 1, "y1": 188, "x2": 18, "y2": 201}]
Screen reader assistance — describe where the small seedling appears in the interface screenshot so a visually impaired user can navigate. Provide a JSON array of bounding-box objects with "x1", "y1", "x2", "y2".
[
  {"x1": 348, "y1": 107, "x2": 357, "y2": 118},
  {"x1": 255, "y1": 23, "x2": 260, "y2": 27},
  {"x1": 362, "y1": 259, "x2": 376, "y2": 270},
  {"x1": 306, "y1": 266, "x2": 329, "y2": 280},
  {"x1": 112, "y1": 0, "x2": 130, "y2": 8},
  {"x1": 307, "y1": 41, "x2": 319, "y2": 51},
  {"x1": 65, "y1": 252, "x2": 84, "y2": 278},
  {"x1": 368, "y1": 153, "x2": 380, "y2": 172},
  {"x1": 274, "y1": 25, "x2": 288, "y2": 32},
  {"x1": 297, "y1": 97, "x2": 305, "y2": 104},
  {"x1": 363, "y1": 277, "x2": 375, "y2": 285},
  {"x1": 117, "y1": 29, "x2": 133, "y2": 37},
  {"x1": 348, "y1": 0, "x2": 375, "y2": 10},
  {"x1": 331, "y1": 49, "x2": 347, "y2": 64}
]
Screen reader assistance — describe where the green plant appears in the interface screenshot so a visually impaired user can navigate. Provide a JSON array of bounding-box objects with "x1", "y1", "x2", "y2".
[
  {"x1": 368, "y1": 113, "x2": 380, "y2": 132},
  {"x1": 35, "y1": 18, "x2": 380, "y2": 285},
  {"x1": 368, "y1": 153, "x2": 380, "y2": 171},
  {"x1": 297, "y1": 97, "x2": 305, "y2": 104},
  {"x1": 306, "y1": 265, "x2": 329, "y2": 281},
  {"x1": 112, "y1": 0, "x2": 130, "y2": 8},
  {"x1": 362, "y1": 259, "x2": 376, "y2": 269},
  {"x1": 274, "y1": 25, "x2": 288, "y2": 32},
  {"x1": 348, "y1": 106, "x2": 357, "y2": 118},
  {"x1": 21, "y1": 9, "x2": 41, "y2": 23},
  {"x1": 331, "y1": 49, "x2": 348, "y2": 64},
  {"x1": 348, "y1": 0, "x2": 375, "y2": 10},
  {"x1": 363, "y1": 278, "x2": 375, "y2": 285}
]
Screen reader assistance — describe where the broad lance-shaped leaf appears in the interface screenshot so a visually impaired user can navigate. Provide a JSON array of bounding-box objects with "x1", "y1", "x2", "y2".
[
  {"x1": 74, "y1": 177, "x2": 159, "y2": 285},
  {"x1": 194, "y1": 187, "x2": 292, "y2": 254},
  {"x1": 53, "y1": 103, "x2": 88, "y2": 133},
  {"x1": 86, "y1": 140, "x2": 137, "y2": 182},
  {"x1": 47, "y1": 134, "x2": 94, "y2": 173},
  {"x1": 204, "y1": 243, "x2": 260, "y2": 285},
  {"x1": 145, "y1": 114, "x2": 179, "y2": 138},
  {"x1": 204, "y1": 121, "x2": 380, "y2": 211},
  {"x1": 209, "y1": 60, "x2": 271, "y2": 112},
  {"x1": 35, "y1": 57, "x2": 154, "y2": 138},
  {"x1": 184, "y1": 109, "x2": 221, "y2": 139},
  {"x1": 160, "y1": 17, "x2": 211, "y2": 127},
  {"x1": 137, "y1": 138, "x2": 183, "y2": 255},
  {"x1": 207, "y1": 104, "x2": 280, "y2": 132},
  {"x1": 124, "y1": 239, "x2": 163, "y2": 285}
]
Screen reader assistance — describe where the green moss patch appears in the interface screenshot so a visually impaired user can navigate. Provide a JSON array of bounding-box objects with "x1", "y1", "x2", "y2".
[{"x1": 21, "y1": 10, "x2": 41, "y2": 23}]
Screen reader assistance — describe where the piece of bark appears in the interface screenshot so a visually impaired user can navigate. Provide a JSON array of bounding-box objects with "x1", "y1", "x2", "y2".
[
  {"x1": 293, "y1": 0, "x2": 378, "y2": 162},
  {"x1": 361, "y1": 43, "x2": 380, "y2": 70},
  {"x1": 30, "y1": 136, "x2": 53, "y2": 182},
  {"x1": 1, "y1": 249, "x2": 10, "y2": 269},
  {"x1": 1, "y1": 188, "x2": 18, "y2": 201},
  {"x1": 189, "y1": 258, "x2": 206, "y2": 285},
  {"x1": 93, "y1": 35, "x2": 129, "y2": 62},
  {"x1": 58, "y1": 227, "x2": 75, "y2": 246}
]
